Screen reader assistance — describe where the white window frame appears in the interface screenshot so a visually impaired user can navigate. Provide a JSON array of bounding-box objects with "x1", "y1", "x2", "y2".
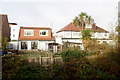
[
  {"x1": 24, "y1": 30, "x2": 34, "y2": 36},
  {"x1": 39, "y1": 30, "x2": 48, "y2": 36}
]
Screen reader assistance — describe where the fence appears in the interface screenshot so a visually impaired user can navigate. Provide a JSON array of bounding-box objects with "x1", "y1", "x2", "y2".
[{"x1": 27, "y1": 55, "x2": 63, "y2": 66}]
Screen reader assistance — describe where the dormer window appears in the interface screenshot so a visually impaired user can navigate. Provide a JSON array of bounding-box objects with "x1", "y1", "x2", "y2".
[
  {"x1": 39, "y1": 30, "x2": 48, "y2": 36},
  {"x1": 24, "y1": 30, "x2": 34, "y2": 36},
  {"x1": 86, "y1": 24, "x2": 92, "y2": 28}
]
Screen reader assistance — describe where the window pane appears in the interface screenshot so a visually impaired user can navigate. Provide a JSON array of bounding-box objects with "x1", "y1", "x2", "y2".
[
  {"x1": 21, "y1": 42, "x2": 27, "y2": 49},
  {"x1": 40, "y1": 30, "x2": 48, "y2": 36},
  {"x1": 24, "y1": 30, "x2": 34, "y2": 36},
  {"x1": 31, "y1": 42, "x2": 38, "y2": 49}
]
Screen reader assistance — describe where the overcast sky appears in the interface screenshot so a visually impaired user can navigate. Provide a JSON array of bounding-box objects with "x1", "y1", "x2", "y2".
[{"x1": 0, "y1": 0, "x2": 119, "y2": 33}]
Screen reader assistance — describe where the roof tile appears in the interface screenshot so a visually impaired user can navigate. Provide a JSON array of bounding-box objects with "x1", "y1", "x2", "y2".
[{"x1": 57, "y1": 22, "x2": 109, "y2": 33}]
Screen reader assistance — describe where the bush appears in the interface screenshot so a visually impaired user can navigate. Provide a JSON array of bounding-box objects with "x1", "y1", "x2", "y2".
[
  {"x1": 90, "y1": 52, "x2": 120, "y2": 77},
  {"x1": 60, "y1": 49, "x2": 86, "y2": 62},
  {"x1": 3, "y1": 50, "x2": 119, "y2": 79}
]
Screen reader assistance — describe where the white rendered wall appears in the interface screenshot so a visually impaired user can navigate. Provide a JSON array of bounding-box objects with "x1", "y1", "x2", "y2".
[
  {"x1": 93, "y1": 32, "x2": 109, "y2": 39},
  {"x1": 10, "y1": 25, "x2": 20, "y2": 41},
  {"x1": 19, "y1": 40, "x2": 52, "y2": 51},
  {"x1": 57, "y1": 31, "x2": 81, "y2": 38},
  {"x1": 38, "y1": 41, "x2": 54, "y2": 51},
  {"x1": 27, "y1": 41, "x2": 31, "y2": 50}
]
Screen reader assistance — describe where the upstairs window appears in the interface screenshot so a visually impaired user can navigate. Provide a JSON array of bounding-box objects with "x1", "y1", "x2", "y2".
[
  {"x1": 104, "y1": 33, "x2": 107, "y2": 37},
  {"x1": 24, "y1": 30, "x2": 34, "y2": 36},
  {"x1": 13, "y1": 34, "x2": 15, "y2": 37},
  {"x1": 39, "y1": 30, "x2": 48, "y2": 36},
  {"x1": 13, "y1": 29, "x2": 15, "y2": 31},
  {"x1": 86, "y1": 24, "x2": 92, "y2": 28}
]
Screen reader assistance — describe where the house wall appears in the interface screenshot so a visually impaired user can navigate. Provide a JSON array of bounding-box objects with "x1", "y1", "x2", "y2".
[
  {"x1": 57, "y1": 31, "x2": 81, "y2": 38},
  {"x1": 55, "y1": 37, "x2": 62, "y2": 44},
  {"x1": 57, "y1": 31, "x2": 109, "y2": 39},
  {"x1": 10, "y1": 25, "x2": 20, "y2": 41},
  {"x1": 18, "y1": 40, "x2": 54, "y2": 51},
  {"x1": 94, "y1": 32, "x2": 109, "y2": 39},
  {"x1": 62, "y1": 38, "x2": 82, "y2": 43}
]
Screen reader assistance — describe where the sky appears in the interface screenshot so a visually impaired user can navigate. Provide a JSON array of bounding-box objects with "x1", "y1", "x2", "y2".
[{"x1": 0, "y1": 0, "x2": 119, "y2": 33}]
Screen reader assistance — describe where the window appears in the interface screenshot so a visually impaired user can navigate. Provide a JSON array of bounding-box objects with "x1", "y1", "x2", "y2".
[
  {"x1": 103, "y1": 41, "x2": 107, "y2": 44},
  {"x1": 21, "y1": 42, "x2": 27, "y2": 49},
  {"x1": 13, "y1": 29, "x2": 15, "y2": 31},
  {"x1": 73, "y1": 32, "x2": 79, "y2": 36},
  {"x1": 9, "y1": 44, "x2": 13, "y2": 49},
  {"x1": 104, "y1": 33, "x2": 107, "y2": 37},
  {"x1": 31, "y1": 42, "x2": 38, "y2": 49},
  {"x1": 13, "y1": 34, "x2": 15, "y2": 37},
  {"x1": 86, "y1": 24, "x2": 92, "y2": 28},
  {"x1": 39, "y1": 30, "x2": 48, "y2": 36},
  {"x1": 65, "y1": 32, "x2": 70, "y2": 36},
  {"x1": 24, "y1": 30, "x2": 34, "y2": 36}
]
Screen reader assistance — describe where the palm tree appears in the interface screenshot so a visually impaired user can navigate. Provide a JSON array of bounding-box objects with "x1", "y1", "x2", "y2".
[
  {"x1": 73, "y1": 12, "x2": 94, "y2": 51},
  {"x1": 81, "y1": 30, "x2": 91, "y2": 51},
  {"x1": 73, "y1": 12, "x2": 94, "y2": 30}
]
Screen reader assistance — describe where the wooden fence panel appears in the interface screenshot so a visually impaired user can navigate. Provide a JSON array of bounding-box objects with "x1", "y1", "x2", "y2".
[{"x1": 27, "y1": 55, "x2": 62, "y2": 66}]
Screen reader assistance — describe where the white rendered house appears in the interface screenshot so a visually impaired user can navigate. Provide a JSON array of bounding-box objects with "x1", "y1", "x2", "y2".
[
  {"x1": 8, "y1": 23, "x2": 20, "y2": 50},
  {"x1": 18, "y1": 27, "x2": 62, "y2": 53},
  {"x1": 56, "y1": 22, "x2": 113, "y2": 49}
]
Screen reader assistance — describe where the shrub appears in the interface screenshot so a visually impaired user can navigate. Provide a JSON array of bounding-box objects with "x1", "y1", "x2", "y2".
[
  {"x1": 90, "y1": 52, "x2": 120, "y2": 77},
  {"x1": 60, "y1": 49, "x2": 86, "y2": 62}
]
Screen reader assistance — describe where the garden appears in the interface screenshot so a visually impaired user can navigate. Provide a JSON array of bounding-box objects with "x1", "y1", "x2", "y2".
[{"x1": 2, "y1": 48, "x2": 120, "y2": 79}]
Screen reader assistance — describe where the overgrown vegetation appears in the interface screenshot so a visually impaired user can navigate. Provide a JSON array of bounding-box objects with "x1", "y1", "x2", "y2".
[{"x1": 2, "y1": 48, "x2": 120, "y2": 79}]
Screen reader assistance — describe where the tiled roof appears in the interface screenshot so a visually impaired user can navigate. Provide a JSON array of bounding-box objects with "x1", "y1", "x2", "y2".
[
  {"x1": 18, "y1": 27, "x2": 54, "y2": 41},
  {"x1": 57, "y1": 23, "x2": 81, "y2": 32},
  {"x1": 57, "y1": 22, "x2": 109, "y2": 33},
  {"x1": 9, "y1": 23, "x2": 17, "y2": 25}
]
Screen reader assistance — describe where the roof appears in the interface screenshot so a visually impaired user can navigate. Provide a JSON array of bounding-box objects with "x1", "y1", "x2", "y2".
[
  {"x1": 18, "y1": 26, "x2": 54, "y2": 41},
  {"x1": 57, "y1": 22, "x2": 109, "y2": 33},
  {"x1": 20, "y1": 27, "x2": 52, "y2": 30},
  {"x1": 57, "y1": 23, "x2": 81, "y2": 32},
  {"x1": 9, "y1": 23, "x2": 17, "y2": 25}
]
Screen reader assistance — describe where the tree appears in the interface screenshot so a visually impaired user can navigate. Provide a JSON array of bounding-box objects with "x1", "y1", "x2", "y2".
[
  {"x1": 116, "y1": 22, "x2": 120, "y2": 51},
  {"x1": 73, "y1": 12, "x2": 94, "y2": 30},
  {"x1": 2, "y1": 37, "x2": 9, "y2": 53},
  {"x1": 81, "y1": 30, "x2": 91, "y2": 51},
  {"x1": 73, "y1": 12, "x2": 94, "y2": 51}
]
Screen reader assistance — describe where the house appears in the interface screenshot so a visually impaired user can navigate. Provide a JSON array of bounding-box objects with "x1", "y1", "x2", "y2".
[
  {"x1": 18, "y1": 27, "x2": 62, "y2": 52},
  {"x1": 0, "y1": 14, "x2": 10, "y2": 51},
  {"x1": 56, "y1": 22, "x2": 113, "y2": 49},
  {"x1": 9, "y1": 23, "x2": 20, "y2": 41},
  {"x1": 8, "y1": 23, "x2": 20, "y2": 50}
]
